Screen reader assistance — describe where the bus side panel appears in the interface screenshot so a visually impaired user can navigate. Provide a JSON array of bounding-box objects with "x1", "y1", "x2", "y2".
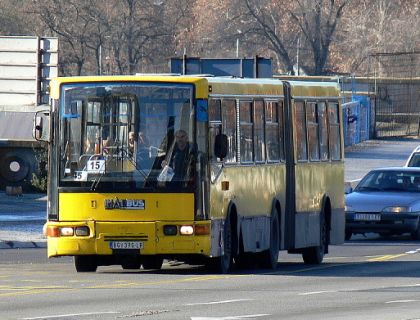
[
  {"x1": 208, "y1": 164, "x2": 286, "y2": 256},
  {"x1": 294, "y1": 162, "x2": 344, "y2": 248}
]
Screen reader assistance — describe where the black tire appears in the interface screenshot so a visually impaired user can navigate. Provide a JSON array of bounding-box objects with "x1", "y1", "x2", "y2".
[
  {"x1": 142, "y1": 256, "x2": 163, "y2": 270},
  {"x1": 0, "y1": 151, "x2": 33, "y2": 183},
  {"x1": 410, "y1": 226, "x2": 420, "y2": 240},
  {"x1": 302, "y1": 212, "x2": 327, "y2": 265},
  {"x1": 260, "y1": 211, "x2": 280, "y2": 269},
  {"x1": 207, "y1": 216, "x2": 233, "y2": 273},
  {"x1": 74, "y1": 255, "x2": 97, "y2": 272},
  {"x1": 345, "y1": 230, "x2": 352, "y2": 241}
]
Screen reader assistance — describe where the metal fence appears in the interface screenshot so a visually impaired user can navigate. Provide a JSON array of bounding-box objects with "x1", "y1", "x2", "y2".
[{"x1": 368, "y1": 52, "x2": 420, "y2": 138}]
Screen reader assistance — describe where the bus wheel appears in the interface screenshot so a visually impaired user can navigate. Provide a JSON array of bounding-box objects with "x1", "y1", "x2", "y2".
[
  {"x1": 74, "y1": 255, "x2": 97, "y2": 272},
  {"x1": 260, "y1": 211, "x2": 280, "y2": 269},
  {"x1": 142, "y1": 256, "x2": 163, "y2": 270},
  {"x1": 302, "y1": 213, "x2": 327, "y2": 265},
  {"x1": 207, "y1": 216, "x2": 233, "y2": 273},
  {"x1": 219, "y1": 215, "x2": 234, "y2": 273}
]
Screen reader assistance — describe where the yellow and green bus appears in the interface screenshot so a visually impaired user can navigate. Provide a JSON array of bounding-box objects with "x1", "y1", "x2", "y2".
[{"x1": 36, "y1": 75, "x2": 344, "y2": 272}]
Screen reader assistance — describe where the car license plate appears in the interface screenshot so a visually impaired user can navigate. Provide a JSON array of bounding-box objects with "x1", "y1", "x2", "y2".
[
  {"x1": 354, "y1": 213, "x2": 381, "y2": 221},
  {"x1": 109, "y1": 241, "x2": 143, "y2": 250}
]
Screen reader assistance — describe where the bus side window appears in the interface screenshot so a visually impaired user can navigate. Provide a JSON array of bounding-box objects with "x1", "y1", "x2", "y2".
[
  {"x1": 265, "y1": 101, "x2": 280, "y2": 162},
  {"x1": 328, "y1": 102, "x2": 341, "y2": 161},
  {"x1": 306, "y1": 102, "x2": 320, "y2": 161},
  {"x1": 222, "y1": 99, "x2": 237, "y2": 163},
  {"x1": 254, "y1": 100, "x2": 265, "y2": 163},
  {"x1": 278, "y1": 101, "x2": 285, "y2": 161},
  {"x1": 294, "y1": 101, "x2": 308, "y2": 161},
  {"x1": 209, "y1": 99, "x2": 222, "y2": 162},
  {"x1": 240, "y1": 101, "x2": 253, "y2": 163},
  {"x1": 317, "y1": 102, "x2": 329, "y2": 161}
]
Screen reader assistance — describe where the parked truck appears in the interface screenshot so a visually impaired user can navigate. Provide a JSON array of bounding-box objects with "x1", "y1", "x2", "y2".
[{"x1": 0, "y1": 36, "x2": 58, "y2": 191}]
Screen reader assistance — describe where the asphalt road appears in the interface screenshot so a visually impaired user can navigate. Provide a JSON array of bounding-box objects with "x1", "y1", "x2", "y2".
[
  {"x1": 0, "y1": 138, "x2": 420, "y2": 319},
  {"x1": 1, "y1": 234, "x2": 420, "y2": 320},
  {"x1": 344, "y1": 138, "x2": 420, "y2": 181}
]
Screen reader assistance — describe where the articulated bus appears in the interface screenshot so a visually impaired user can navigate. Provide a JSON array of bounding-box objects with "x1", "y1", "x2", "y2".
[{"x1": 36, "y1": 75, "x2": 345, "y2": 272}]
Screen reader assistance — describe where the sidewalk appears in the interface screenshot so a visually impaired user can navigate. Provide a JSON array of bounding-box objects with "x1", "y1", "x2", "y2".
[
  {"x1": 0, "y1": 192, "x2": 47, "y2": 249},
  {"x1": 0, "y1": 138, "x2": 419, "y2": 249}
]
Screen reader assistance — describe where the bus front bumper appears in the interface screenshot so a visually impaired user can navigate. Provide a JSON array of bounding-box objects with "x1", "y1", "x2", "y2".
[{"x1": 45, "y1": 221, "x2": 211, "y2": 258}]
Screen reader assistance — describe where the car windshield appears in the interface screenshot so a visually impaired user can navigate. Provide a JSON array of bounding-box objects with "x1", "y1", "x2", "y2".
[
  {"x1": 355, "y1": 170, "x2": 420, "y2": 193},
  {"x1": 407, "y1": 153, "x2": 420, "y2": 167}
]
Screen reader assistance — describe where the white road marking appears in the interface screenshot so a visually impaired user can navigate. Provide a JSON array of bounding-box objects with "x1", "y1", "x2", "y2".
[
  {"x1": 191, "y1": 314, "x2": 270, "y2": 320},
  {"x1": 405, "y1": 248, "x2": 420, "y2": 254},
  {"x1": 298, "y1": 290, "x2": 336, "y2": 296},
  {"x1": 385, "y1": 300, "x2": 420, "y2": 304},
  {"x1": 21, "y1": 311, "x2": 120, "y2": 319},
  {"x1": 185, "y1": 299, "x2": 252, "y2": 306}
]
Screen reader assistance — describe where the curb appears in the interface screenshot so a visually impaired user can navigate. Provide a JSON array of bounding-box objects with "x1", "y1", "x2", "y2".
[{"x1": 0, "y1": 240, "x2": 47, "y2": 249}]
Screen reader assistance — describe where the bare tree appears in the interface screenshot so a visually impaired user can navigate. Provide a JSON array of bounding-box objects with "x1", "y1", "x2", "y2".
[
  {"x1": 290, "y1": 0, "x2": 348, "y2": 74},
  {"x1": 338, "y1": 0, "x2": 419, "y2": 75},
  {"x1": 31, "y1": 0, "x2": 97, "y2": 75}
]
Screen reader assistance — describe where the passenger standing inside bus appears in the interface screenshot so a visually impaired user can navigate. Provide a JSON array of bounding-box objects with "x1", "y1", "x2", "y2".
[{"x1": 129, "y1": 131, "x2": 150, "y2": 157}]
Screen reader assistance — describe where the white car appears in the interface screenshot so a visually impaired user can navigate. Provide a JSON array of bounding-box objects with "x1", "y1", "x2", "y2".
[{"x1": 405, "y1": 145, "x2": 420, "y2": 167}]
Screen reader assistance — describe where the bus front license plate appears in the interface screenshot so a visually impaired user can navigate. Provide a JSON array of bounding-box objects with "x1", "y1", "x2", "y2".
[{"x1": 109, "y1": 241, "x2": 144, "y2": 250}]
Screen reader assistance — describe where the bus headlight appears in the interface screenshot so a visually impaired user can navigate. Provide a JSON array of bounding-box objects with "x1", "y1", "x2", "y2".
[
  {"x1": 180, "y1": 225, "x2": 194, "y2": 235},
  {"x1": 60, "y1": 227, "x2": 74, "y2": 236}
]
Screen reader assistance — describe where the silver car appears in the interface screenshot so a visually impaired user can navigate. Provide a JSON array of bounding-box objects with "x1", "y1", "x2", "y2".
[{"x1": 345, "y1": 167, "x2": 420, "y2": 240}]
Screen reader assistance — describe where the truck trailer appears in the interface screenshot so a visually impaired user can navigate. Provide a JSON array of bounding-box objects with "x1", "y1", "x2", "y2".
[{"x1": 0, "y1": 36, "x2": 58, "y2": 191}]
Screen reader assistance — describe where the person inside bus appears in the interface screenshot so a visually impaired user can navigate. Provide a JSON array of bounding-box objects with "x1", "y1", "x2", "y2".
[
  {"x1": 129, "y1": 131, "x2": 150, "y2": 156},
  {"x1": 161, "y1": 129, "x2": 195, "y2": 184},
  {"x1": 128, "y1": 131, "x2": 137, "y2": 155}
]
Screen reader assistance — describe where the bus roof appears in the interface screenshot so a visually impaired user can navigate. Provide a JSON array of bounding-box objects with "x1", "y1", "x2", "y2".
[
  {"x1": 49, "y1": 75, "x2": 209, "y2": 99},
  {"x1": 50, "y1": 75, "x2": 341, "y2": 100}
]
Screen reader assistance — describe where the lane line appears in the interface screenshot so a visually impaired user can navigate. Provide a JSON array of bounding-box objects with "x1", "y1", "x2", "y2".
[
  {"x1": 21, "y1": 311, "x2": 120, "y2": 319},
  {"x1": 367, "y1": 253, "x2": 408, "y2": 262},
  {"x1": 191, "y1": 314, "x2": 270, "y2": 319},
  {"x1": 298, "y1": 290, "x2": 336, "y2": 296},
  {"x1": 405, "y1": 248, "x2": 420, "y2": 254},
  {"x1": 185, "y1": 299, "x2": 253, "y2": 306},
  {"x1": 385, "y1": 300, "x2": 420, "y2": 304}
]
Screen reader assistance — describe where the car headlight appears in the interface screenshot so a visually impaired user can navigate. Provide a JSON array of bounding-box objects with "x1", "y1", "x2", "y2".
[{"x1": 382, "y1": 206, "x2": 411, "y2": 213}]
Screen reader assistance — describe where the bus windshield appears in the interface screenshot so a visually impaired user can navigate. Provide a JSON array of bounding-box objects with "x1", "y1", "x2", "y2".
[{"x1": 59, "y1": 82, "x2": 195, "y2": 190}]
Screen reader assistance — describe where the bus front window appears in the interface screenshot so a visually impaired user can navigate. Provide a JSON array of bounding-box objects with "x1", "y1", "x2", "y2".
[{"x1": 59, "y1": 83, "x2": 195, "y2": 190}]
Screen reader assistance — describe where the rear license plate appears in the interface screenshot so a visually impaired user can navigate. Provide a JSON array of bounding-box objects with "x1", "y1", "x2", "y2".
[
  {"x1": 109, "y1": 241, "x2": 144, "y2": 250},
  {"x1": 354, "y1": 213, "x2": 381, "y2": 221}
]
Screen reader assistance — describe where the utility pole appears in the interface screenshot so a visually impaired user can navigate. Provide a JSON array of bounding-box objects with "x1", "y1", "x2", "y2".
[
  {"x1": 296, "y1": 37, "x2": 300, "y2": 76},
  {"x1": 236, "y1": 38, "x2": 239, "y2": 58}
]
